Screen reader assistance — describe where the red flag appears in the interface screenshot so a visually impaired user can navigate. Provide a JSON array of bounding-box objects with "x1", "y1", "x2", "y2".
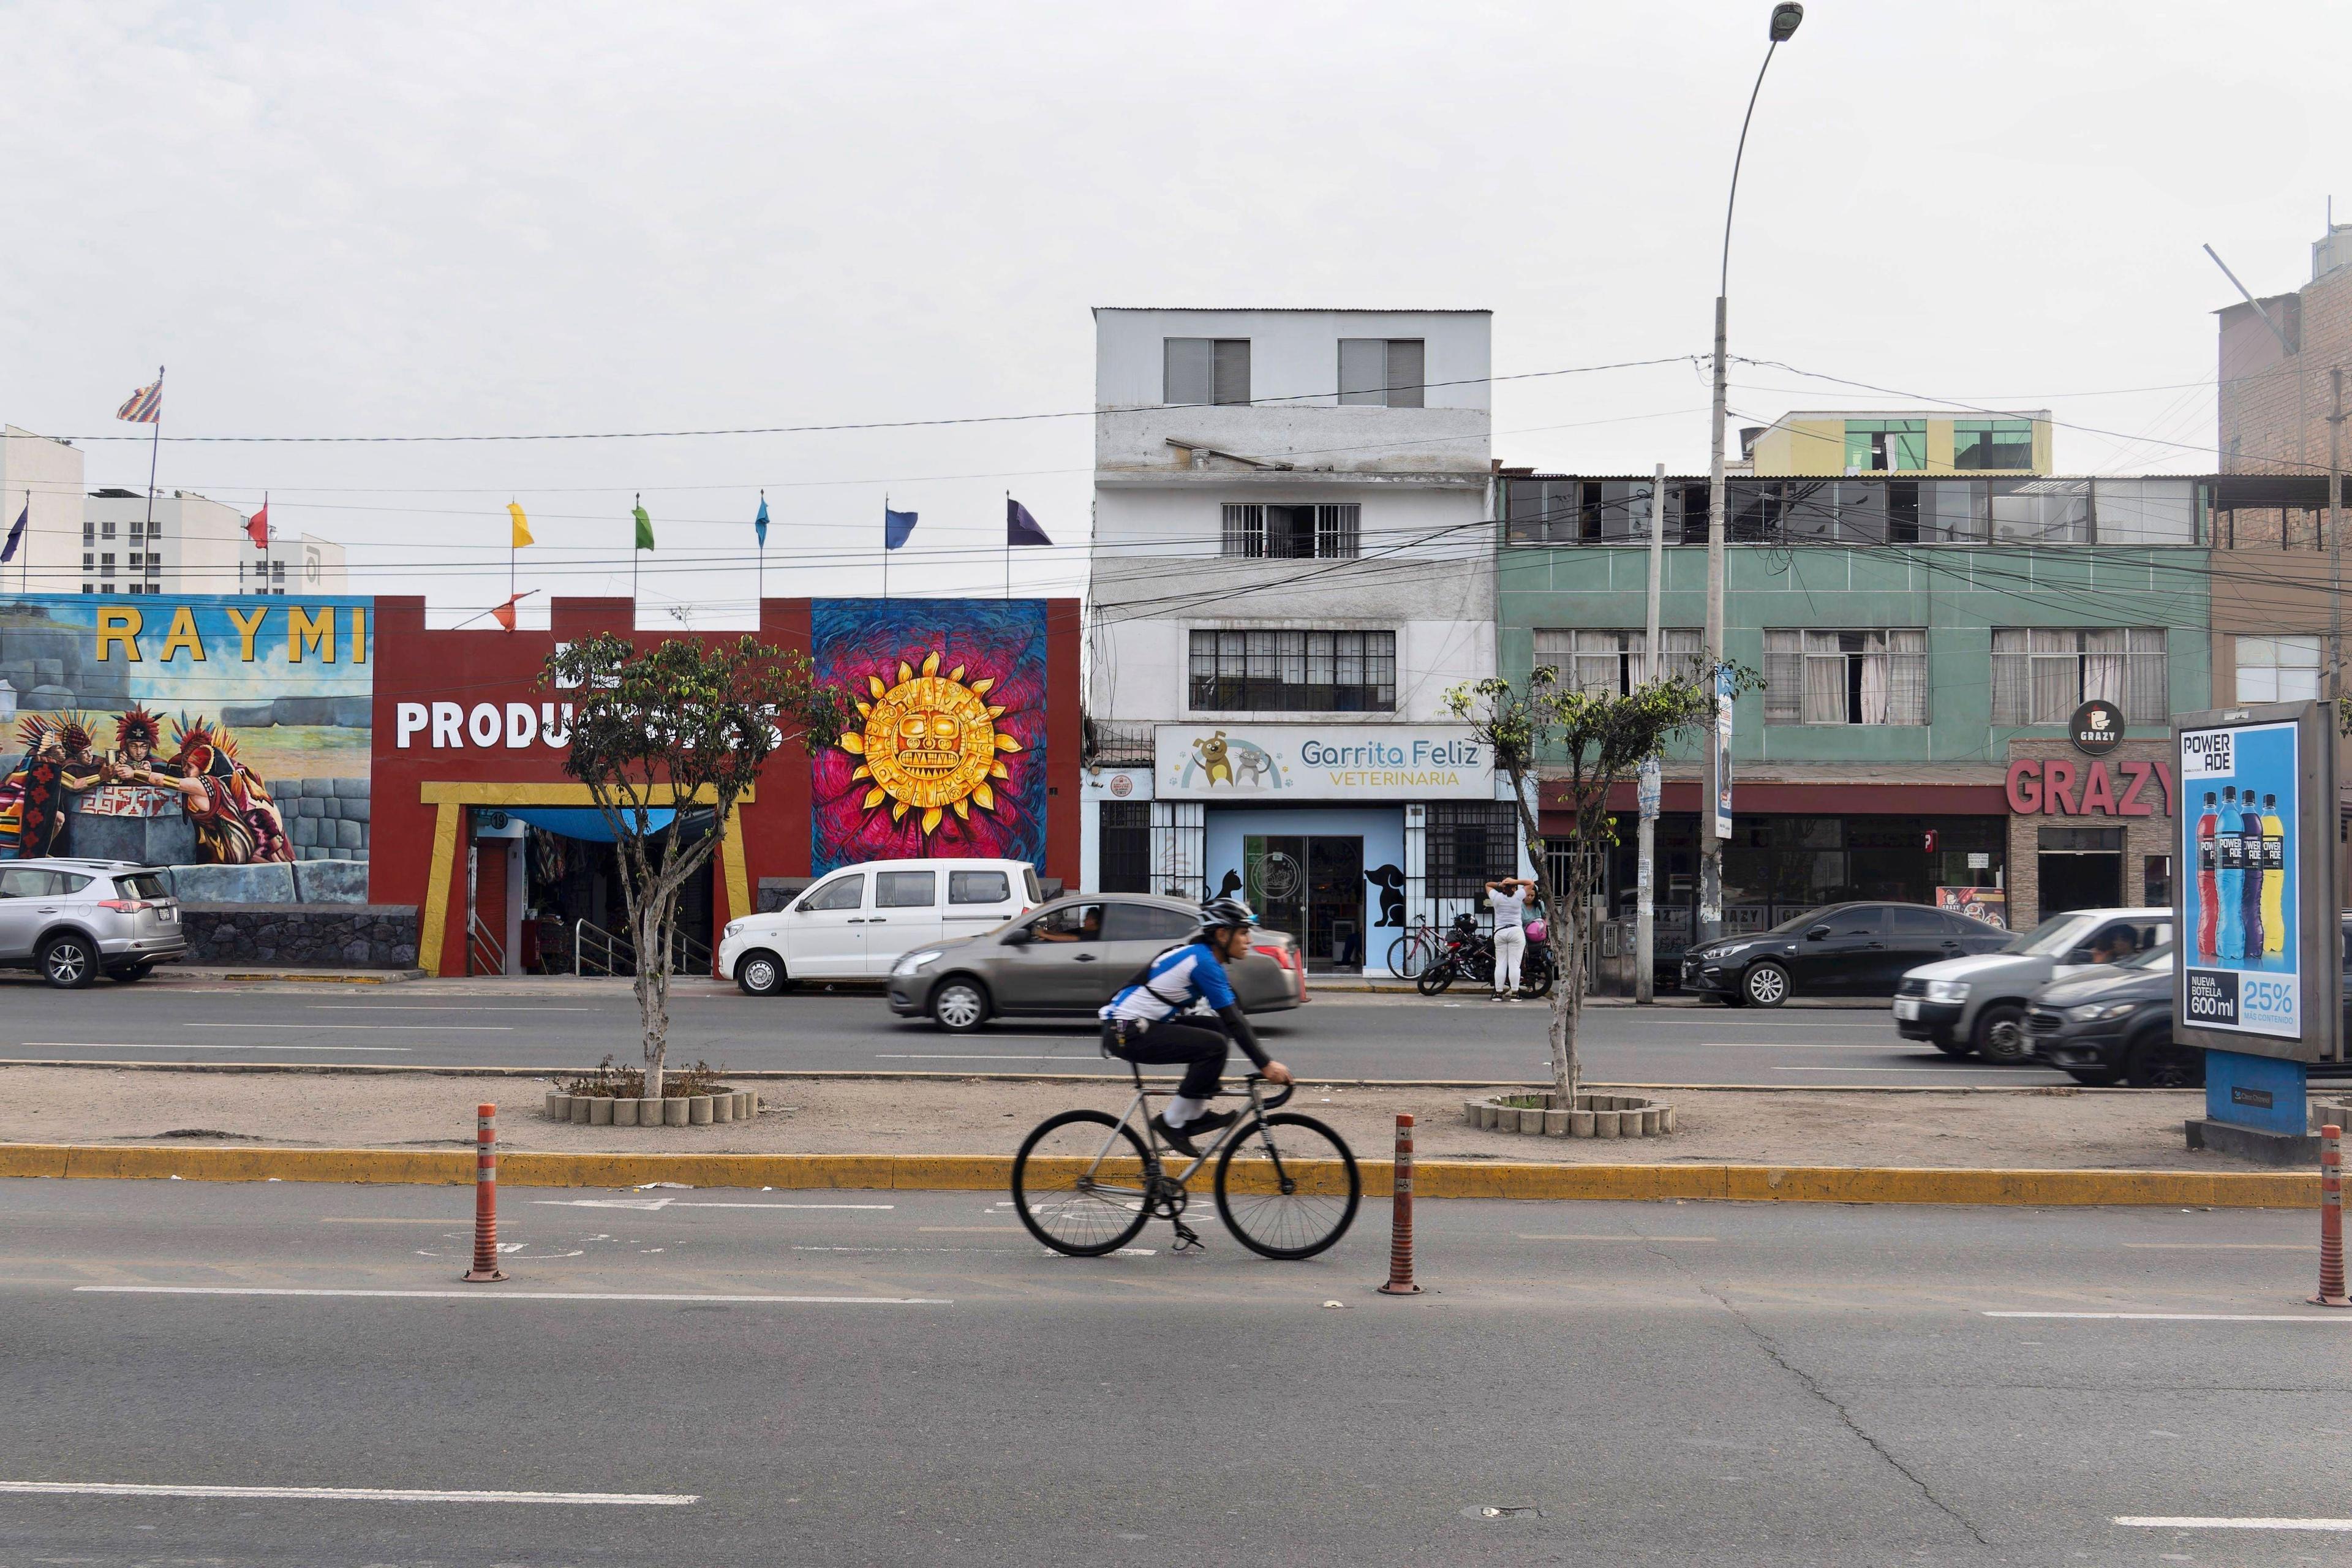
[
  {"x1": 246, "y1": 499, "x2": 270, "y2": 551},
  {"x1": 491, "y1": 594, "x2": 524, "y2": 631}
]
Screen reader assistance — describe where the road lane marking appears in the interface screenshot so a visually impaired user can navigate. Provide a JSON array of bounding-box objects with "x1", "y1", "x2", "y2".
[
  {"x1": 74, "y1": 1286, "x2": 949, "y2": 1305},
  {"x1": 185, "y1": 1023, "x2": 515, "y2": 1032},
  {"x1": 919, "y1": 1226, "x2": 1023, "y2": 1233},
  {"x1": 1987, "y1": 1311, "x2": 2352, "y2": 1322},
  {"x1": 0, "y1": 1480, "x2": 695, "y2": 1506},
  {"x1": 876, "y1": 1054, "x2": 1099, "y2": 1061},
  {"x1": 2117, "y1": 1517, "x2": 2352, "y2": 1532},
  {"x1": 20, "y1": 1042, "x2": 413, "y2": 1054},
  {"x1": 2120, "y1": 1242, "x2": 2309, "y2": 1251},
  {"x1": 1515, "y1": 1234, "x2": 1718, "y2": 1243},
  {"x1": 532, "y1": 1199, "x2": 894, "y2": 1211},
  {"x1": 309, "y1": 1006, "x2": 597, "y2": 1012}
]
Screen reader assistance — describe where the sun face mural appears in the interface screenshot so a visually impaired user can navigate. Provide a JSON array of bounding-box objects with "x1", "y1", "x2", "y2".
[
  {"x1": 810, "y1": 600, "x2": 1048, "y2": 873},
  {"x1": 839, "y1": 649, "x2": 1023, "y2": 835}
]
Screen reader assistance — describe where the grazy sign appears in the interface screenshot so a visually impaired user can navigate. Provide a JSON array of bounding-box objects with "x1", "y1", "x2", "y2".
[
  {"x1": 2173, "y1": 699, "x2": 2340, "y2": 1061},
  {"x1": 2003, "y1": 757, "x2": 2174, "y2": 816}
]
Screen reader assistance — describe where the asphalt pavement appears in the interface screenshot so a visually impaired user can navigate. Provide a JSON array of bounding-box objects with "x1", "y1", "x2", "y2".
[
  {"x1": 0, "y1": 972, "x2": 2067, "y2": 1087},
  {"x1": 4, "y1": 1176, "x2": 2346, "y2": 1566}
]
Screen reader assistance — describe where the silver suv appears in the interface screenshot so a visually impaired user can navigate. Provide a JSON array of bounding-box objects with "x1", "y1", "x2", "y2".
[{"x1": 0, "y1": 859, "x2": 187, "y2": 988}]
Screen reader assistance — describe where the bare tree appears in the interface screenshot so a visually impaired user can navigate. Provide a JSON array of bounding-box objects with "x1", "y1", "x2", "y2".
[
  {"x1": 546, "y1": 634, "x2": 842, "y2": 1099},
  {"x1": 1447, "y1": 662, "x2": 1749, "y2": 1102}
]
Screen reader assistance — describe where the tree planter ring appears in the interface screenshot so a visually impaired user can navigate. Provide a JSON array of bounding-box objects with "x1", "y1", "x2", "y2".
[
  {"x1": 543, "y1": 1091, "x2": 758, "y2": 1129},
  {"x1": 1462, "y1": 1091, "x2": 1675, "y2": 1140}
]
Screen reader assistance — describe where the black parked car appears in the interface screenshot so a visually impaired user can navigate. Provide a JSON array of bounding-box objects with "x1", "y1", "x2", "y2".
[
  {"x1": 2031, "y1": 922, "x2": 2352, "y2": 1088},
  {"x1": 1681, "y1": 901, "x2": 2009, "y2": 1008}
]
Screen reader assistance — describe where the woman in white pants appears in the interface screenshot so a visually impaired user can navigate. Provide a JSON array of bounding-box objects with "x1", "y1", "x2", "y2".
[{"x1": 1485, "y1": 876, "x2": 1534, "y2": 1000}]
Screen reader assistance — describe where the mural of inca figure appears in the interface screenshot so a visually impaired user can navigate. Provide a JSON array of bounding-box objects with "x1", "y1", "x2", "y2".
[
  {"x1": 154, "y1": 716, "x2": 295, "y2": 865},
  {"x1": 0, "y1": 713, "x2": 107, "y2": 858},
  {"x1": 838, "y1": 649, "x2": 1023, "y2": 837}
]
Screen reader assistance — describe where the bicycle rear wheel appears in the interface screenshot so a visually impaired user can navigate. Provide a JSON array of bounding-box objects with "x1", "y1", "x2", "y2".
[
  {"x1": 1012, "y1": 1110, "x2": 1153, "y2": 1257},
  {"x1": 1214, "y1": 1112, "x2": 1360, "y2": 1261},
  {"x1": 1386, "y1": 932, "x2": 1428, "y2": 981}
]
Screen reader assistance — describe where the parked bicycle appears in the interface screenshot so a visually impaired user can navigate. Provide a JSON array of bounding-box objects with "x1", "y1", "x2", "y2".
[
  {"x1": 1414, "y1": 913, "x2": 1556, "y2": 999},
  {"x1": 1383, "y1": 915, "x2": 1443, "y2": 981},
  {"x1": 1012, "y1": 1067, "x2": 1360, "y2": 1259}
]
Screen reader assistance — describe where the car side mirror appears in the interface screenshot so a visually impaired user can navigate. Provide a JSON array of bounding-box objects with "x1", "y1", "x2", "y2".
[
  {"x1": 1003, "y1": 927, "x2": 1033, "y2": 947},
  {"x1": 1806, "y1": 926, "x2": 1830, "y2": 941}
]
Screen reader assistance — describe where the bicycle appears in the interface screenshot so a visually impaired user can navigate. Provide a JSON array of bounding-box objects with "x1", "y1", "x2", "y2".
[
  {"x1": 1415, "y1": 919, "x2": 1556, "y2": 999},
  {"x1": 1012, "y1": 1066, "x2": 1361, "y2": 1260},
  {"x1": 1384, "y1": 916, "x2": 1442, "y2": 981}
]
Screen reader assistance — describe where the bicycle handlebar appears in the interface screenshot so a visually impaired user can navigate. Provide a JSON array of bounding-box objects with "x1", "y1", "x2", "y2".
[{"x1": 1245, "y1": 1072, "x2": 1295, "y2": 1111}]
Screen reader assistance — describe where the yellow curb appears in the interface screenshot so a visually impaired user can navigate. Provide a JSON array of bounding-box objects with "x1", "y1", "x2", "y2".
[{"x1": 0, "y1": 1144, "x2": 2318, "y2": 1206}]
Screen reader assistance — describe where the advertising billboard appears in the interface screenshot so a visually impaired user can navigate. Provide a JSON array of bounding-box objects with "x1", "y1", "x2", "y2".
[
  {"x1": 0, "y1": 595, "x2": 371, "y2": 867},
  {"x1": 2174, "y1": 699, "x2": 2340, "y2": 1061}
]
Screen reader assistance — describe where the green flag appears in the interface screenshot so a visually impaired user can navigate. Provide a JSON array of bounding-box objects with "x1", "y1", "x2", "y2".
[{"x1": 633, "y1": 501, "x2": 654, "y2": 551}]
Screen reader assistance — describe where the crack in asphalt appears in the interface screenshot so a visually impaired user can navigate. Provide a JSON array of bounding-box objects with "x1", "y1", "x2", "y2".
[{"x1": 1631, "y1": 1229, "x2": 1994, "y2": 1551}]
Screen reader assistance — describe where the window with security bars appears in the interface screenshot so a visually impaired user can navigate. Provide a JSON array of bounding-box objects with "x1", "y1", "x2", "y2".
[
  {"x1": 1991, "y1": 628, "x2": 2165, "y2": 725},
  {"x1": 1099, "y1": 802, "x2": 1152, "y2": 893},
  {"x1": 1188, "y1": 629, "x2": 1396, "y2": 712},
  {"x1": 1426, "y1": 802, "x2": 1518, "y2": 899},
  {"x1": 1220, "y1": 503, "x2": 1360, "y2": 559},
  {"x1": 1533, "y1": 628, "x2": 1705, "y2": 696},
  {"x1": 1762, "y1": 630, "x2": 1929, "y2": 726}
]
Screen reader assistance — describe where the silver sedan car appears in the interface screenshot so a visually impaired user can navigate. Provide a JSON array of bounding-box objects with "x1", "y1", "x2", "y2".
[{"x1": 884, "y1": 892, "x2": 1308, "y2": 1032}]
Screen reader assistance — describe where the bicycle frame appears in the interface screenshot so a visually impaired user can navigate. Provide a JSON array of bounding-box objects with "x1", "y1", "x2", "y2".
[{"x1": 1069, "y1": 1071, "x2": 1292, "y2": 1196}]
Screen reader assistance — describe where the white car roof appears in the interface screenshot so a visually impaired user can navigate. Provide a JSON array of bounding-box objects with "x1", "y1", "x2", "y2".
[{"x1": 820, "y1": 858, "x2": 1030, "y2": 874}]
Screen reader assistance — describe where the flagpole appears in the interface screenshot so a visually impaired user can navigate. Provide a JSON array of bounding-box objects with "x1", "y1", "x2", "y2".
[
  {"x1": 142, "y1": 366, "x2": 164, "y2": 537},
  {"x1": 1005, "y1": 491, "x2": 1012, "y2": 599},
  {"x1": 21, "y1": 489, "x2": 29, "y2": 595},
  {"x1": 757, "y1": 489, "x2": 766, "y2": 608},
  {"x1": 631, "y1": 492, "x2": 640, "y2": 611},
  {"x1": 883, "y1": 494, "x2": 890, "y2": 601}
]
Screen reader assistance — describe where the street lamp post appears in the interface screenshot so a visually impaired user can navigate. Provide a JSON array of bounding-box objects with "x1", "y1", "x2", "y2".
[{"x1": 1699, "y1": 0, "x2": 1804, "y2": 945}]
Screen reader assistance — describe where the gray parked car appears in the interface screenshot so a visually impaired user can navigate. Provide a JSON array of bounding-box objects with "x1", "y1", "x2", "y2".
[
  {"x1": 0, "y1": 859, "x2": 187, "y2": 988},
  {"x1": 884, "y1": 892, "x2": 1308, "y2": 1032}
]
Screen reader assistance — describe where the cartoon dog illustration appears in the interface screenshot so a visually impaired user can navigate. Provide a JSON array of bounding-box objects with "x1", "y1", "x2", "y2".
[
  {"x1": 1366, "y1": 863, "x2": 1407, "y2": 927},
  {"x1": 1191, "y1": 731, "x2": 1233, "y2": 786}
]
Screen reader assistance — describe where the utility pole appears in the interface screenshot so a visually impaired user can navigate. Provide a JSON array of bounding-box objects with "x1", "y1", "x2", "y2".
[
  {"x1": 2330, "y1": 367, "x2": 2344, "y2": 709},
  {"x1": 1636, "y1": 463, "x2": 1664, "y2": 1005},
  {"x1": 1702, "y1": 3, "x2": 1804, "y2": 944}
]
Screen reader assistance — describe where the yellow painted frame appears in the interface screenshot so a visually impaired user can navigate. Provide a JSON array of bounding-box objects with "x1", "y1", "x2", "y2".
[{"x1": 412, "y1": 782, "x2": 756, "y2": 973}]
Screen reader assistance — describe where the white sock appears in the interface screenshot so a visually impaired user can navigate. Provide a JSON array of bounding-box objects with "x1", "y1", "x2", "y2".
[{"x1": 1164, "y1": 1095, "x2": 1207, "y2": 1126}]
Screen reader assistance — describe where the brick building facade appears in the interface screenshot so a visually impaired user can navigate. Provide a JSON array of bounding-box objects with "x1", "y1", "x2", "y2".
[{"x1": 2218, "y1": 221, "x2": 2352, "y2": 485}]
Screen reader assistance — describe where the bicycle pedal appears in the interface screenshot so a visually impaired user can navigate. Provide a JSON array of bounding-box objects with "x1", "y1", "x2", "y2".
[{"x1": 1169, "y1": 1221, "x2": 1205, "y2": 1254}]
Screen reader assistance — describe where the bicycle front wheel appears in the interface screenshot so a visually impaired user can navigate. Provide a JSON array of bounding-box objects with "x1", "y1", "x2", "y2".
[
  {"x1": 1013, "y1": 1110, "x2": 1153, "y2": 1257},
  {"x1": 1386, "y1": 933, "x2": 1427, "y2": 981},
  {"x1": 1214, "y1": 1112, "x2": 1360, "y2": 1261}
]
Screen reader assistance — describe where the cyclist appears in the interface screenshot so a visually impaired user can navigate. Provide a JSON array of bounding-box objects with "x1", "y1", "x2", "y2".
[{"x1": 1100, "y1": 895, "x2": 1293, "y2": 1155}]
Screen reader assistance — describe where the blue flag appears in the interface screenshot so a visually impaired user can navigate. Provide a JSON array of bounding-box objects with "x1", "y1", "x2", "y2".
[
  {"x1": 884, "y1": 505, "x2": 918, "y2": 551},
  {"x1": 0, "y1": 501, "x2": 24, "y2": 565},
  {"x1": 1006, "y1": 498, "x2": 1052, "y2": 548},
  {"x1": 755, "y1": 494, "x2": 769, "y2": 549}
]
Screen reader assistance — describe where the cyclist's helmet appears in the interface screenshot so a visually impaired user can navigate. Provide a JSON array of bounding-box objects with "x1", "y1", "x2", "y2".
[{"x1": 1197, "y1": 894, "x2": 1258, "y2": 935}]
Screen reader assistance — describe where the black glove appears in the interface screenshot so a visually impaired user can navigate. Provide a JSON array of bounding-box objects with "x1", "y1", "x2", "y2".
[{"x1": 1216, "y1": 1003, "x2": 1270, "y2": 1070}]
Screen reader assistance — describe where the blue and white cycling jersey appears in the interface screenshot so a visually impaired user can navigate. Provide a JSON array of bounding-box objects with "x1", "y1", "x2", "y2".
[{"x1": 1100, "y1": 943, "x2": 1236, "y2": 1024}]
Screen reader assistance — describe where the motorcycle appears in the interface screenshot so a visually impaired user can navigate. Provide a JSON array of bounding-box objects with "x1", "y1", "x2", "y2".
[{"x1": 1415, "y1": 913, "x2": 1556, "y2": 999}]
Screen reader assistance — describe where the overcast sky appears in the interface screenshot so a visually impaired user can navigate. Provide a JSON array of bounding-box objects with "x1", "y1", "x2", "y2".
[{"x1": 2, "y1": 0, "x2": 2339, "y2": 623}]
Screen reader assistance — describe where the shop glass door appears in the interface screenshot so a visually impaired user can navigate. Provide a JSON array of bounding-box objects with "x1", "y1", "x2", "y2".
[{"x1": 1245, "y1": 834, "x2": 1365, "y2": 973}]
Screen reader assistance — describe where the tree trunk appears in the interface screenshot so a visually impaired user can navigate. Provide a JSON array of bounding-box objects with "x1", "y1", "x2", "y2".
[{"x1": 635, "y1": 884, "x2": 673, "y2": 1099}]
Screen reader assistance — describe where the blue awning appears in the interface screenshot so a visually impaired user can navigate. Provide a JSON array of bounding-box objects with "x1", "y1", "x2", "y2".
[{"x1": 505, "y1": 807, "x2": 675, "y2": 843}]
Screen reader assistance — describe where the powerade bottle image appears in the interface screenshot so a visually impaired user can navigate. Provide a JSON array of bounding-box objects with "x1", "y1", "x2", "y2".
[
  {"x1": 2238, "y1": 797, "x2": 2266, "y2": 961},
  {"x1": 2215, "y1": 786, "x2": 2244, "y2": 960},
  {"x1": 2261, "y1": 792, "x2": 2288, "y2": 957},
  {"x1": 2195, "y1": 793, "x2": 2220, "y2": 960}
]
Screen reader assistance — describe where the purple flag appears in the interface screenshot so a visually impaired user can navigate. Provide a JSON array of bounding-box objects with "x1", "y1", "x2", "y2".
[{"x1": 1006, "y1": 499, "x2": 1052, "y2": 548}]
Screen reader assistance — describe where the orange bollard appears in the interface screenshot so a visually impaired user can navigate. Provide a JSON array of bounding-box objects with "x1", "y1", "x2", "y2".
[
  {"x1": 463, "y1": 1103, "x2": 507, "y2": 1283},
  {"x1": 2313, "y1": 1123, "x2": 2348, "y2": 1309},
  {"x1": 1378, "y1": 1113, "x2": 1422, "y2": 1296}
]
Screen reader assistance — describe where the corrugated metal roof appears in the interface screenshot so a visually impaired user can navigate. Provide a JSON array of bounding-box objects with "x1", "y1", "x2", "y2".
[{"x1": 1091, "y1": 306, "x2": 1491, "y2": 315}]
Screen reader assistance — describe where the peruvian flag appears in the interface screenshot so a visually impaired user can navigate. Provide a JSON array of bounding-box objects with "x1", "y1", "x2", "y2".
[{"x1": 246, "y1": 497, "x2": 270, "y2": 550}]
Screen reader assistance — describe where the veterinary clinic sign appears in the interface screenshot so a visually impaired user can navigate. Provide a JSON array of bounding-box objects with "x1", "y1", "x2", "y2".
[{"x1": 1155, "y1": 725, "x2": 1493, "y2": 801}]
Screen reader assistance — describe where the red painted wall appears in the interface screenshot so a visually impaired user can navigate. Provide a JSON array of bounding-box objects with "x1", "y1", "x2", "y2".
[{"x1": 370, "y1": 597, "x2": 1082, "y2": 974}]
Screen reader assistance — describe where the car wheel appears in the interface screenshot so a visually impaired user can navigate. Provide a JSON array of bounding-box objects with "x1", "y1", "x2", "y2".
[
  {"x1": 2126, "y1": 1036, "x2": 2203, "y2": 1089},
  {"x1": 930, "y1": 977, "x2": 990, "y2": 1033},
  {"x1": 1973, "y1": 1003, "x2": 2031, "y2": 1064},
  {"x1": 40, "y1": 933, "x2": 96, "y2": 990},
  {"x1": 734, "y1": 950, "x2": 788, "y2": 997},
  {"x1": 1742, "y1": 962, "x2": 1790, "y2": 1008}
]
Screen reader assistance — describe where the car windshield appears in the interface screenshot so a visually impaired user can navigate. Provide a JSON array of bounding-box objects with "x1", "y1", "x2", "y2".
[
  {"x1": 2000, "y1": 912, "x2": 2098, "y2": 957},
  {"x1": 2115, "y1": 941, "x2": 2174, "y2": 971}
]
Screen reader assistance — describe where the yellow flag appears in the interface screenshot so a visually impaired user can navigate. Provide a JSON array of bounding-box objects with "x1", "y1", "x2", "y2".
[{"x1": 508, "y1": 502, "x2": 533, "y2": 548}]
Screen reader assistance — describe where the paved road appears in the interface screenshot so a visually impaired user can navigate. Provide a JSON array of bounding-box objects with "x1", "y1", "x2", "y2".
[
  {"x1": 0, "y1": 972, "x2": 2067, "y2": 1087},
  {"x1": 4, "y1": 1177, "x2": 2348, "y2": 1566}
]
